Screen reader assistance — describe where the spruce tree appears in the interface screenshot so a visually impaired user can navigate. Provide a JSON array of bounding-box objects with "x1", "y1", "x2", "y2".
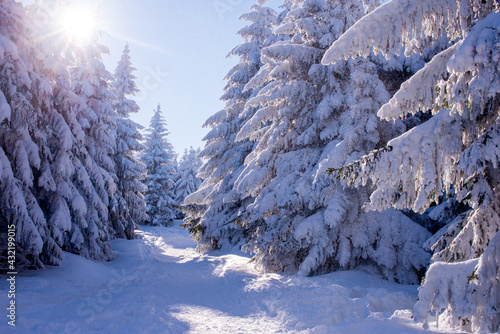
[
  {"x1": 322, "y1": 0, "x2": 500, "y2": 331},
  {"x1": 33, "y1": 0, "x2": 119, "y2": 264},
  {"x1": 0, "y1": 0, "x2": 52, "y2": 269},
  {"x1": 184, "y1": 0, "x2": 279, "y2": 250},
  {"x1": 112, "y1": 44, "x2": 147, "y2": 238},
  {"x1": 230, "y1": 0, "x2": 431, "y2": 283},
  {"x1": 0, "y1": 0, "x2": 120, "y2": 268},
  {"x1": 174, "y1": 147, "x2": 202, "y2": 206},
  {"x1": 142, "y1": 105, "x2": 177, "y2": 226},
  {"x1": 67, "y1": 26, "x2": 119, "y2": 260}
]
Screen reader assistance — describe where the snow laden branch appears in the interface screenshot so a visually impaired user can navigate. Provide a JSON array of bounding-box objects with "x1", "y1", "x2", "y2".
[
  {"x1": 377, "y1": 44, "x2": 460, "y2": 120},
  {"x1": 330, "y1": 13, "x2": 500, "y2": 213},
  {"x1": 321, "y1": 0, "x2": 498, "y2": 64},
  {"x1": 326, "y1": 145, "x2": 394, "y2": 185},
  {"x1": 329, "y1": 109, "x2": 463, "y2": 213}
]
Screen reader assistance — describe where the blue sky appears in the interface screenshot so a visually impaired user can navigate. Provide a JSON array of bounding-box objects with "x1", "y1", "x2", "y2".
[{"x1": 96, "y1": 0, "x2": 282, "y2": 155}]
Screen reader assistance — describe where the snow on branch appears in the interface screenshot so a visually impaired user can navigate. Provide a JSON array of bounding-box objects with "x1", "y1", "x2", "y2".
[
  {"x1": 326, "y1": 145, "x2": 394, "y2": 185},
  {"x1": 377, "y1": 43, "x2": 459, "y2": 120},
  {"x1": 329, "y1": 109, "x2": 463, "y2": 213},
  {"x1": 0, "y1": 90, "x2": 11, "y2": 123},
  {"x1": 321, "y1": 0, "x2": 496, "y2": 64},
  {"x1": 415, "y1": 229, "x2": 500, "y2": 333},
  {"x1": 263, "y1": 42, "x2": 323, "y2": 65},
  {"x1": 459, "y1": 121, "x2": 500, "y2": 181}
]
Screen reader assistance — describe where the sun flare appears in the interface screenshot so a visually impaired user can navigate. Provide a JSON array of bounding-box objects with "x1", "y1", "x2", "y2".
[{"x1": 59, "y1": 7, "x2": 97, "y2": 42}]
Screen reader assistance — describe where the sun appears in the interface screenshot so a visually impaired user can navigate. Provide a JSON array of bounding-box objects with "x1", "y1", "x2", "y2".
[{"x1": 59, "y1": 7, "x2": 98, "y2": 43}]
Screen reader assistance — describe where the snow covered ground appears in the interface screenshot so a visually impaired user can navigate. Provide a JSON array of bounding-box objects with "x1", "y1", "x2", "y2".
[{"x1": 1, "y1": 221, "x2": 466, "y2": 334}]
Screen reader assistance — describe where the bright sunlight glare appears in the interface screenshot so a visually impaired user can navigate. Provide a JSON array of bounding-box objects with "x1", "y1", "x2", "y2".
[{"x1": 59, "y1": 7, "x2": 97, "y2": 42}]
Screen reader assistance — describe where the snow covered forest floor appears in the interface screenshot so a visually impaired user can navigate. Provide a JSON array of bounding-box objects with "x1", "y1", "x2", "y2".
[{"x1": 1, "y1": 221, "x2": 468, "y2": 334}]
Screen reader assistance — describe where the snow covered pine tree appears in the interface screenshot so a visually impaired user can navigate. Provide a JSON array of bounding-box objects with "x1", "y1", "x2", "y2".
[
  {"x1": 142, "y1": 105, "x2": 177, "y2": 226},
  {"x1": 0, "y1": 0, "x2": 61, "y2": 270},
  {"x1": 184, "y1": 0, "x2": 279, "y2": 249},
  {"x1": 1, "y1": 0, "x2": 133, "y2": 269},
  {"x1": 68, "y1": 25, "x2": 120, "y2": 261},
  {"x1": 322, "y1": 0, "x2": 500, "y2": 331},
  {"x1": 220, "y1": 0, "x2": 430, "y2": 283},
  {"x1": 175, "y1": 147, "x2": 202, "y2": 210},
  {"x1": 112, "y1": 44, "x2": 147, "y2": 238}
]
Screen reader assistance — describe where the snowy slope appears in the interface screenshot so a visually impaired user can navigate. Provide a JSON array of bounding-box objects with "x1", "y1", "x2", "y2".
[{"x1": 0, "y1": 221, "x2": 466, "y2": 334}]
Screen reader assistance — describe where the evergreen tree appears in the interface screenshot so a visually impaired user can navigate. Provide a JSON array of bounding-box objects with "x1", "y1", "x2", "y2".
[
  {"x1": 24, "y1": 0, "x2": 87, "y2": 267},
  {"x1": 184, "y1": 0, "x2": 279, "y2": 250},
  {"x1": 174, "y1": 147, "x2": 202, "y2": 206},
  {"x1": 323, "y1": 0, "x2": 500, "y2": 331},
  {"x1": 0, "y1": 0, "x2": 54, "y2": 269},
  {"x1": 32, "y1": 0, "x2": 124, "y2": 264},
  {"x1": 68, "y1": 32, "x2": 118, "y2": 260},
  {"x1": 112, "y1": 44, "x2": 147, "y2": 238},
  {"x1": 228, "y1": 0, "x2": 430, "y2": 283},
  {"x1": 142, "y1": 105, "x2": 177, "y2": 226},
  {"x1": 0, "y1": 0, "x2": 122, "y2": 269}
]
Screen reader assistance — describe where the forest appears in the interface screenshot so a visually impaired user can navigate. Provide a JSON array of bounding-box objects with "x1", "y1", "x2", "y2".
[{"x1": 0, "y1": 0, "x2": 499, "y2": 333}]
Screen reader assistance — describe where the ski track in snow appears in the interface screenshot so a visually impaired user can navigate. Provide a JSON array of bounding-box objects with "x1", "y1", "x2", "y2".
[{"x1": 0, "y1": 221, "x2": 466, "y2": 334}]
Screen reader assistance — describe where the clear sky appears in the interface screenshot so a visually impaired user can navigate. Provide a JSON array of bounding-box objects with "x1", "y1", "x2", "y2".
[{"x1": 94, "y1": 0, "x2": 282, "y2": 155}]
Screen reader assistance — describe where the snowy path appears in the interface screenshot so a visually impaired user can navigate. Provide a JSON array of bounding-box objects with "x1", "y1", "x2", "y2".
[{"x1": 1, "y1": 221, "x2": 463, "y2": 334}]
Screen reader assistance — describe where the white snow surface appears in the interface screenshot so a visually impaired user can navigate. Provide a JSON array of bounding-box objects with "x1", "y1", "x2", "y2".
[{"x1": 1, "y1": 221, "x2": 465, "y2": 334}]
